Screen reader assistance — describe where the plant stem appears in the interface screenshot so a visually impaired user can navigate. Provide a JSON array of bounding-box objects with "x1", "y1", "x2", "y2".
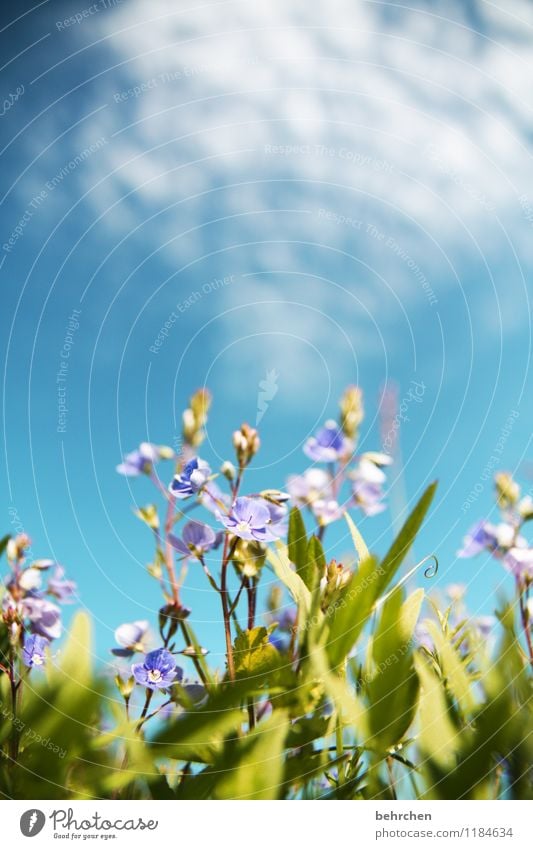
[
  {"x1": 518, "y1": 585, "x2": 533, "y2": 666},
  {"x1": 220, "y1": 536, "x2": 238, "y2": 680},
  {"x1": 137, "y1": 688, "x2": 154, "y2": 731}
]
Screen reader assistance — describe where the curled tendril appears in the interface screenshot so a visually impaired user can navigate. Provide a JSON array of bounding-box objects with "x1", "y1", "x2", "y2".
[
  {"x1": 376, "y1": 552, "x2": 439, "y2": 609},
  {"x1": 422, "y1": 554, "x2": 439, "y2": 579}
]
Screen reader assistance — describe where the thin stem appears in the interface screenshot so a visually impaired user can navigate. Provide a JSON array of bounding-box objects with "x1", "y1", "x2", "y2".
[
  {"x1": 179, "y1": 620, "x2": 209, "y2": 687},
  {"x1": 229, "y1": 575, "x2": 247, "y2": 616},
  {"x1": 137, "y1": 688, "x2": 154, "y2": 730},
  {"x1": 163, "y1": 494, "x2": 180, "y2": 605},
  {"x1": 137, "y1": 698, "x2": 173, "y2": 730},
  {"x1": 517, "y1": 582, "x2": 533, "y2": 666},
  {"x1": 220, "y1": 536, "x2": 238, "y2": 680}
]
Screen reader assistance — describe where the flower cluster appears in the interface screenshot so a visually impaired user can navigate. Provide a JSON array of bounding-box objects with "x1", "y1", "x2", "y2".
[
  {"x1": 109, "y1": 384, "x2": 390, "y2": 719},
  {"x1": 1, "y1": 534, "x2": 77, "y2": 671},
  {"x1": 458, "y1": 472, "x2": 533, "y2": 586}
]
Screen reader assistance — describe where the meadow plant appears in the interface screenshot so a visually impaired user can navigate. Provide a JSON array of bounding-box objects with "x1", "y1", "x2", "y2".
[{"x1": 0, "y1": 387, "x2": 532, "y2": 799}]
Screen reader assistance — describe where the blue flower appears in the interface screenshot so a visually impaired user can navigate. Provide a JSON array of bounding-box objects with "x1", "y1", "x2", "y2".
[
  {"x1": 22, "y1": 634, "x2": 49, "y2": 668},
  {"x1": 131, "y1": 648, "x2": 182, "y2": 690},
  {"x1": 169, "y1": 521, "x2": 219, "y2": 560},
  {"x1": 350, "y1": 457, "x2": 388, "y2": 516},
  {"x1": 217, "y1": 496, "x2": 282, "y2": 542},
  {"x1": 47, "y1": 566, "x2": 77, "y2": 603},
  {"x1": 504, "y1": 547, "x2": 533, "y2": 583},
  {"x1": 111, "y1": 620, "x2": 150, "y2": 658},
  {"x1": 116, "y1": 442, "x2": 165, "y2": 476},
  {"x1": 455, "y1": 520, "x2": 518, "y2": 558},
  {"x1": 23, "y1": 597, "x2": 62, "y2": 640},
  {"x1": 169, "y1": 457, "x2": 211, "y2": 499},
  {"x1": 304, "y1": 420, "x2": 352, "y2": 462},
  {"x1": 200, "y1": 480, "x2": 231, "y2": 514},
  {"x1": 287, "y1": 468, "x2": 332, "y2": 505}
]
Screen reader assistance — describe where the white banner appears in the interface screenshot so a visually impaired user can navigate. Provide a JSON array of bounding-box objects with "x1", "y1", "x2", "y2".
[{"x1": 2, "y1": 800, "x2": 531, "y2": 848}]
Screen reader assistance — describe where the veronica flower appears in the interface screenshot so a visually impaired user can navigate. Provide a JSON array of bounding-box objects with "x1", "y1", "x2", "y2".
[
  {"x1": 351, "y1": 457, "x2": 387, "y2": 516},
  {"x1": 200, "y1": 480, "x2": 231, "y2": 514},
  {"x1": 217, "y1": 496, "x2": 282, "y2": 542},
  {"x1": 111, "y1": 620, "x2": 150, "y2": 657},
  {"x1": 169, "y1": 457, "x2": 211, "y2": 499},
  {"x1": 503, "y1": 547, "x2": 533, "y2": 583},
  {"x1": 287, "y1": 468, "x2": 332, "y2": 506},
  {"x1": 132, "y1": 648, "x2": 181, "y2": 690},
  {"x1": 116, "y1": 442, "x2": 166, "y2": 476},
  {"x1": 23, "y1": 597, "x2": 62, "y2": 640},
  {"x1": 18, "y1": 568, "x2": 42, "y2": 592},
  {"x1": 474, "y1": 615, "x2": 496, "y2": 638},
  {"x1": 457, "y1": 520, "x2": 519, "y2": 558},
  {"x1": 169, "y1": 521, "x2": 219, "y2": 560},
  {"x1": 303, "y1": 420, "x2": 352, "y2": 463},
  {"x1": 263, "y1": 501, "x2": 289, "y2": 537},
  {"x1": 22, "y1": 634, "x2": 49, "y2": 668},
  {"x1": 311, "y1": 498, "x2": 344, "y2": 526},
  {"x1": 47, "y1": 566, "x2": 77, "y2": 603}
]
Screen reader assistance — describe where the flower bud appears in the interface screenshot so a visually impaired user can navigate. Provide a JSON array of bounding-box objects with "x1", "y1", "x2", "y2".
[
  {"x1": 134, "y1": 504, "x2": 160, "y2": 530},
  {"x1": 233, "y1": 423, "x2": 260, "y2": 468},
  {"x1": 495, "y1": 472, "x2": 520, "y2": 508},
  {"x1": 181, "y1": 389, "x2": 212, "y2": 448},
  {"x1": 340, "y1": 385, "x2": 364, "y2": 439},
  {"x1": 115, "y1": 674, "x2": 135, "y2": 699},
  {"x1": 260, "y1": 489, "x2": 290, "y2": 505},
  {"x1": 221, "y1": 460, "x2": 236, "y2": 482},
  {"x1": 7, "y1": 534, "x2": 31, "y2": 564}
]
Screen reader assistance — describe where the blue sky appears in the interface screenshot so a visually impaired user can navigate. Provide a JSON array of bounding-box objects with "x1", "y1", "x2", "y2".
[{"x1": 1, "y1": 0, "x2": 532, "y2": 669}]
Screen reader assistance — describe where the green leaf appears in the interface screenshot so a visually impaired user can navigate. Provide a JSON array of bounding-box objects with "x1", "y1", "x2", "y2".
[
  {"x1": 213, "y1": 711, "x2": 290, "y2": 800},
  {"x1": 344, "y1": 512, "x2": 370, "y2": 562},
  {"x1": 378, "y1": 481, "x2": 437, "y2": 595},
  {"x1": 323, "y1": 556, "x2": 384, "y2": 666},
  {"x1": 233, "y1": 627, "x2": 280, "y2": 680},
  {"x1": 0, "y1": 535, "x2": 10, "y2": 559},
  {"x1": 365, "y1": 589, "x2": 422, "y2": 748},
  {"x1": 414, "y1": 654, "x2": 459, "y2": 769},
  {"x1": 426, "y1": 620, "x2": 477, "y2": 717},
  {"x1": 288, "y1": 507, "x2": 310, "y2": 585},
  {"x1": 305, "y1": 534, "x2": 326, "y2": 590},
  {"x1": 267, "y1": 542, "x2": 314, "y2": 622}
]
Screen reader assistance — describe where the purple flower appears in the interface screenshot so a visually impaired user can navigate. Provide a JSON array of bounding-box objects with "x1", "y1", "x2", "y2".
[
  {"x1": 116, "y1": 442, "x2": 163, "y2": 476},
  {"x1": 415, "y1": 623, "x2": 434, "y2": 652},
  {"x1": 132, "y1": 647, "x2": 181, "y2": 690},
  {"x1": 217, "y1": 496, "x2": 282, "y2": 542},
  {"x1": 263, "y1": 501, "x2": 288, "y2": 538},
  {"x1": 504, "y1": 547, "x2": 533, "y2": 583},
  {"x1": 474, "y1": 616, "x2": 496, "y2": 638},
  {"x1": 304, "y1": 420, "x2": 352, "y2": 463},
  {"x1": 312, "y1": 498, "x2": 344, "y2": 525},
  {"x1": 47, "y1": 566, "x2": 77, "y2": 603},
  {"x1": 287, "y1": 468, "x2": 331, "y2": 505},
  {"x1": 112, "y1": 620, "x2": 150, "y2": 658},
  {"x1": 22, "y1": 634, "x2": 49, "y2": 668},
  {"x1": 350, "y1": 457, "x2": 387, "y2": 516},
  {"x1": 200, "y1": 480, "x2": 231, "y2": 514},
  {"x1": 169, "y1": 521, "x2": 219, "y2": 560},
  {"x1": 352, "y1": 480, "x2": 386, "y2": 516},
  {"x1": 23, "y1": 597, "x2": 62, "y2": 640},
  {"x1": 169, "y1": 457, "x2": 211, "y2": 499},
  {"x1": 457, "y1": 521, "x2": 498, "y2": 557},
  {"x1": 457, "y1": 521, "x2": 519, "y2": 558}
]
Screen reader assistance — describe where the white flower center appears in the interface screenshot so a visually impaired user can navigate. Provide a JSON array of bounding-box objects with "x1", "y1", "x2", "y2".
[
  {"x1": 32, "y1": 653, "x2": 44, "y2": 666},
  {"x1": 236, "y1": 520, "x2": 250, "y2": 533},
  {"x1": 148, "y1": 669, "x2": 162, "y2": 683}
]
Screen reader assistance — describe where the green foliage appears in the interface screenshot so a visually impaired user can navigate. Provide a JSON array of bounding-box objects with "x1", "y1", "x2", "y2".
[{"x1": 1, "y1": 477, "x2": 532, "y2": 801}]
